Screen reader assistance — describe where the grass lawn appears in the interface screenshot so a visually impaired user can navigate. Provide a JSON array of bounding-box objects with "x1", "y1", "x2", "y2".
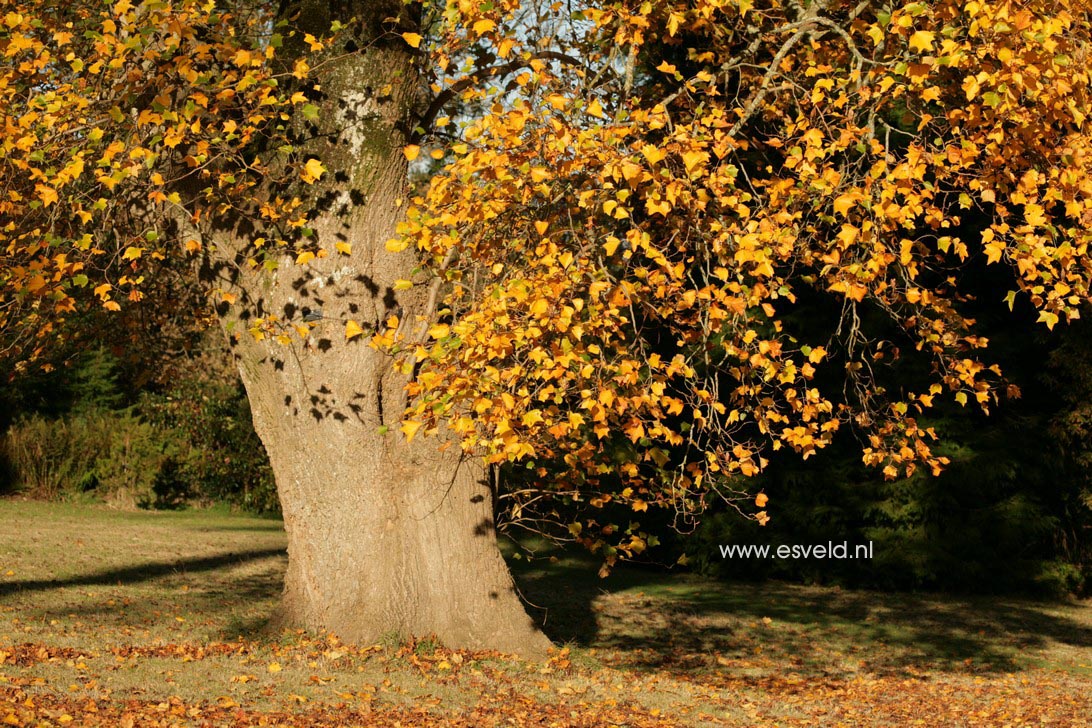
[{"x1": 0, "y1": 499, "x2": 1089, "y2": 726}]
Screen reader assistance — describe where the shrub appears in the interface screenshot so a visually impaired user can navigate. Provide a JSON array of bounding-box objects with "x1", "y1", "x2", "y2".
[
  {"x1": 92, "y1": 412, "x2": 182, "y2": 508},
  {"x1": 1, "y1": 410, "x2": 178, "y2": 506},
  {"x1": 1, "y1": 414, "x2": 103, "y2": 498},
  {"x1": 139, "y1": 378, "x2": 278, "y2": 514}
]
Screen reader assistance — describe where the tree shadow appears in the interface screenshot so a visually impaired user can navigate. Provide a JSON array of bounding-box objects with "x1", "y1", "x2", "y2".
[
  {"x1": 0, "y1": 548, "x2": 285, "y2": 598},
  {"x1": 509, "y1": 547, "x2": 1092, "y2": 677}
]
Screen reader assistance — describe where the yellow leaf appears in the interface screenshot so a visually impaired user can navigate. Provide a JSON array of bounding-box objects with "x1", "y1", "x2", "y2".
[
  {"x1": 833, "y1": 193, "x2": 858, "y2": 217},
  {"x1": 545, "y1": 94, "x2": 568, "y2": 110},
  {"x1": 587, "y1": 98, "x2": 606, "y2": 119},
  {"x1": 472, "y1": 18, "x2": 496, "y2": 34},
  {"x1": 403, "y1": 144, "x2": 420, "y2": 161},
  {"x1": 267, "y1": 662, "x2": 282, "y2": 673},
  {"x1": 122, "y1": 247, "x2": 143, "y2": 261},
  {"x1": 1024, "y1": 203, "x2": 1046, "y2": 227},
  {"x1": 984, "y1": 240, "x2": 1005, "y2": 264},
  {"x1": 640, "y1": 144, "x2": 666, "y2": 165},
  {"x1": 393, "y1": 279, "x2": 414, "y2": 291},
  {"x1": 656, "y1": 61, "x2": 677, "y2": 74},
  {"x1": 36, "y1": 185, "x2": 58, "y2": 207},
  {"x1": 296, "y1": 251, "x2": 315, "y2": 265},
  {"x1": 401, "y1": 32, "x2": 422, "y2": 48},
  {"x1": 345, "y1": 320, "x2": 365, "y2": 339},
  {"x1": 534, "y1": 220, "x2": 549, "y2": 236},
  {"x1": 401, "y1": 419, "x2": 422, "y2": 442},
  {"x1": 681, "y1": 150, "x2": 707, "y2": 175},
  {"x1": 909, "y1": 30, "x2": 935, "y2": 53},
  {"x1": 386, "y1": 237, "x2": 409, "y2": 253},
  {"x1": 1037, "y1": 310, "x2": 1060, "y2": 330},
  {"x1": 667, "y1": 11, "x2": 683, "y2": 35},
  {"x1": 755, "y1": 492, "x2": 768, "y2": 507},
  {"x1": 335, "y1": 241, "x2": 352, "y2": 255},
  {"x1": 301, "y1": 158, "x2": 326, "y2": 183}
]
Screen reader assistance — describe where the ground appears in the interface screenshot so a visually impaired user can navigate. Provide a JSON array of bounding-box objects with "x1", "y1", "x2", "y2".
[{"x1": 0, "y1": 500, "x2": 1089, "y2": 726}]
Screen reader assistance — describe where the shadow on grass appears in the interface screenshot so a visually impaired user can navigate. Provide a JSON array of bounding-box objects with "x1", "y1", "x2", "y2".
[
  {"x1": 0, "y1": 548, "x2": 286, "y2": 598},
  {"x1": 510, "y1": 548, "x2": 1092, "y2": 677},
  {"x1": 192, "y1": 523, "x2": 287, "y2": 533}
]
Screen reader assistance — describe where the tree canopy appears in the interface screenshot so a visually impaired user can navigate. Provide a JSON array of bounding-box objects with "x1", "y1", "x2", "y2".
[{"x1": 3, "y1": 0, "x2": 1092, "y2": 569}]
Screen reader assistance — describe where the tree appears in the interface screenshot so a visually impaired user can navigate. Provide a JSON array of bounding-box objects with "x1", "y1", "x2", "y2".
[
  {"x1": 0, "y1": 0, "x2": 549, "y2": 654},
  {"x1": 2, "y1": 0, "x2": 1091, "y2": 654}
]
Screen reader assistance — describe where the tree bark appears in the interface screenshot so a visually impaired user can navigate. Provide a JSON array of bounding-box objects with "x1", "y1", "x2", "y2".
[
  {"x1": 209, "y1": 0, "x2": 551, "y2": 656},
  {"x1": 239, "y1": 375, "x2": 550, "y2": 655}
]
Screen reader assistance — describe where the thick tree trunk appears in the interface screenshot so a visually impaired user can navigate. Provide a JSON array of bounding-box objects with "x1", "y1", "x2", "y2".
[
  {"x1": 208, "y1": 0, "x2": 551, "y2": 655},
  {"x1": 240, "y1": 374, "x2": 549, "y2": 654}
]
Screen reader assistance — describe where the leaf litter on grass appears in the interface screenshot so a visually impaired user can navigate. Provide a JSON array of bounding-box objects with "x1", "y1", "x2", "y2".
[{"x1": 1, "y1": 501, "x2": 1090, "y2": 726}]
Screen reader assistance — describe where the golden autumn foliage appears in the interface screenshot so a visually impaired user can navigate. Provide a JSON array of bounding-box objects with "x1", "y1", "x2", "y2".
[
  {"x1": 0, "y1": 0, "x2": 324, "y2": 363},
  {"x1": 386, "y1": 0, "x2": 1092, "y2": 556},
  {"x1": 3, "y1": 0, "x2": 1092, "y2": 560}
]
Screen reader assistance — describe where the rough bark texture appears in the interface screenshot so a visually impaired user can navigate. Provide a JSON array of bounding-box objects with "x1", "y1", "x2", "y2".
[{"x1": 210, "y1": 0, "x2": 550, "y2": 656}]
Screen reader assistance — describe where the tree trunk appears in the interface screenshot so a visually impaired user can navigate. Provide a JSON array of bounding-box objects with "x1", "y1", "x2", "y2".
[
  {"x1": 209, "y1": 0, "x2": 551, "y2": 656},
  {"x1": 240, "y1": 376, "x2": 550, "y2": 655}
]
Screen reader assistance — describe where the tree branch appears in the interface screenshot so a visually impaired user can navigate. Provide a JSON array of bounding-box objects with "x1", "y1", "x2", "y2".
[{"x1": 414, "y1": 51, "x2": 587, "y2": 140}]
